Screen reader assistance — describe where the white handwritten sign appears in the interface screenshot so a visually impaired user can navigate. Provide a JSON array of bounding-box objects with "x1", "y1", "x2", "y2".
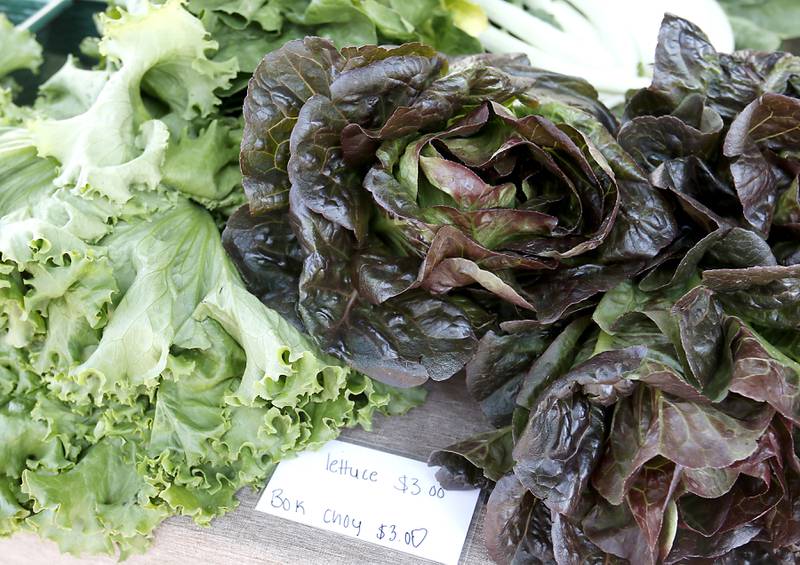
[{"x1": 255, "y1": 440, "x2": 481, "y2": 565}]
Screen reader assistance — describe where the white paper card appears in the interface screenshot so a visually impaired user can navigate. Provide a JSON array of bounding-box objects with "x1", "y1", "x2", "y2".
[{"x1": 255, "y1": 439, "x2": 481, "y2": 565}]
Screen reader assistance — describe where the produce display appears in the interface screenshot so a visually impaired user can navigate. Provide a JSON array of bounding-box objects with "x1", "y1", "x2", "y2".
[
  {"x1": 1, "y1": 0, "x2": 800, "y2": 563},
  {"x1": 0, "y1": 0, "x2": 432, "y2": 556}
]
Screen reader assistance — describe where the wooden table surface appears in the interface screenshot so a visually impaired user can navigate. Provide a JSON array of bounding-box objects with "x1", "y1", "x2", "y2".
[{"x1": 1, "y1": 378, "x2": 494, "y2": 565}]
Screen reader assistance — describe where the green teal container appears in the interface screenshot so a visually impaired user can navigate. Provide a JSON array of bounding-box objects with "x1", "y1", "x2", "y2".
[
  {"x1": 4, "y1": 0, "x2": 58, "y2": 27},
  {"x1": 1, "y1": 0, "x2": 104, "y2": 101}
]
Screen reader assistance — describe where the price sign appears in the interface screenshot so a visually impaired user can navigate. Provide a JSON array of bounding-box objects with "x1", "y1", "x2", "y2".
[{"x1": 255, "y1": 440, "x2": 481, "y2": 565}]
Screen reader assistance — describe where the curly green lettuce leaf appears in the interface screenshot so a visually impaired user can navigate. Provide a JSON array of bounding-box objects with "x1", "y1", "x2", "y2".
[
  {"x1": 48, "y1": 199, "x2": 223, "y2": 403},
  {"x1": 0, "y1": 1, "x2": 428, "y2": 556},
  {"x1": 148, "y1": 332, "x2": 240, "y2": 468},
  {"x1": 145, "y1": 315, "x2": 424, "y2": 525},
  {"x1": 0, "y1": 147, "x2": 423, "y2": 544},
  {"x1": 0, "y1": 206, "x2": 116, "y2": 371},
  {"x1": 162, "y1": 118, "x2": 243, "y2": 208},
  {"x1": 34, "y1": 56, "x2": 110, "y2": 120},
  {"x1": 0, "y1": 128, "x2": 56, "y2": 218},
  {"x1": 22, "y1": 438, "x2": 169, "y2": 559},
  {"x1": 0, "y1": 14, "x2": 42, "y2": 78},
  {"x1": 30, "y1": 0, "x2": 237, "y2": 202},
  {"x1": 191, "y1": 267, "x2": 350, "y2": 407},
  {"x1": 0, "y1": 131, "x2": 120, "y2": 365},
  {"x1": 0, "y1": 378, "x2": 73, "y2": 536},
  {"x1": 0, "y1": 396, "x2": 70, "y2": 481}
]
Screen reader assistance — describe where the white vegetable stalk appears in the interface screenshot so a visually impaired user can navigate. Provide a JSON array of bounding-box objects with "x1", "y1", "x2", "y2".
[{"x1": 474, "y1": 0, "x2": 735, "y2": 105}]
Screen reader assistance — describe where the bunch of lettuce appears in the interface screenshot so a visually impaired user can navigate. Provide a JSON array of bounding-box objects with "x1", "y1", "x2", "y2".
[
  {"x1": 225, "y1": 37, "x2": 677, "y2": 387},
  {"x1": 426, "y1": 15, "x2": 800, "y2": 564},
  {"x1": 0, "y1": 1, "x2": 423, "y2": 557}
]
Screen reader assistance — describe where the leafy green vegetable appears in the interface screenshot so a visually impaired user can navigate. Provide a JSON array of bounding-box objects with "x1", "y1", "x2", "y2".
[
  {"x1": 186, "y1": 0, "x2": 484, "y2": 92},
  {"x1": 0, "y1": 0, "x2": 424, "y2": 557},
  {"x1": 29, "y1": 0, "x2": 238, "y2": 202},
  {"x1": 719, "y1": 0, "x2": 800, "y2": 50},
  {"x1": 0, "y1": 14, "x2": 41, "y2": 79}
]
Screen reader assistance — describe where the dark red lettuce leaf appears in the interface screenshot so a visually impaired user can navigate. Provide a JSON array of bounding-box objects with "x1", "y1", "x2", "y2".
[
  {"x1": 522, "y1": 260, "x2": 652, "y2": 325},
  {"x1": 639, "y1": 228, "x2": 776, "y2": 293},
  {"x1": 516, "y1": 317, "x2": 593, "y2": 410},
  {"x1": 626, "y1": 458, "x2": 682, "y2": 563},
  {"x1": 581, "y1": 494, "x2": 660, "y2": 564},
  {"x1": 234, "y1": 35, "x2": 683, "y2": 395},
  {"x1": 593, "y1": 382, "x2": 774, "y2": 507},
  {"x1": 630, "y1": 15, "x2": 797, "y2": 124},
  {"x1": 364, "y1": 97, "x2": 674, "y2": 323},
  {"x1": 665, "y1": 524, "x2": 762, "y2": 564},
  {"x1": 775, "y1": 178, "x2": 800, "y2": 234},
  {"x1": 222, "y1": 205, "x2": 304, "y2": 329},
  {"x1": 714, "y1": 543, "x2": 800, "y2": 565},
  {"x1": 416, "y1": 226, "x2": 556, "y2": 314},
  {"x1": 507, "y1": 502, "x2": 557, "y2": 565},
  {"x1": 552, "y1": 511, "x2": 629, "y2": 565},
  {"x1": 240, "y1": 38, "x2": 343, "y2": 212},
  {"x1": 672, "y1": 287, "x2": 734, "y2": 400},
  {"x1": 290, "y1": 188, "x2": 476, "y2": 387},
  {"x1": 649, "y1": 157, "x2": 738, "y2": 233},
  {"x1": 618, "y1": 113, "x2": 722, "y2": 172},
  {"x1": 515, "y1": 67, "x2": 619, "y2": 135},
  {"x1": 513, "y1": 348, "x2": 645, "y2": 516},
  {"x1": 481, "y1": 474, "x2": 566, "y2": 565},
  {"x1": 723, "y1": 94, "x2": 800, "y2": 235},
  {"x1": 465, "y1": 326, "x2": 551, "y2": 426},
  {"x1": 679, "y1": 472, "x2": 782, "y2": 538},
  {"x1": 429, "y1": 426, "x2": 514, "y2": 489},
  {"x1": 513, "y1": 393, "x2": 605, "y2": 516},
  {"x1": 231, "y1": 21, "x2": 800, "y2": 565},
  {"x1": 703, "y1": 265, "x2": 800, "y2": 329},
  {"x1": 239, "y1": 38, "x2": 560, "y2": 386},
  {"x1": 729, "y1": 322, "x2": 800, "y2": 425},
  {"x1": 592, "y1": 385, "x2": 659, "y2": 506},
  {"x1": 527, "y1": 98, "x2": 679, "y2": 263}
]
